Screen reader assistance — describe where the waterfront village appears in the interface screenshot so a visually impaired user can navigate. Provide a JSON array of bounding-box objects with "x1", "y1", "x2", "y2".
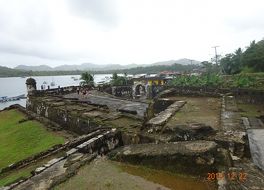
[{"x1": 0, "y1": 71, "x2": 264, "y2": 190}]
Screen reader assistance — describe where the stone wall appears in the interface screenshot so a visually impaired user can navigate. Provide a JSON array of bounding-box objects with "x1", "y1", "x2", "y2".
[
  {"x1": 111, "y1": 86, "x2": 133, "y2": 98},
  {"x1": 109, "y1": 141, "x2": 231, "y2": 175},
  {"x1": 26, "y1": 98, "x2": 104, "y2": 134},
  {"x1": 158, "y1": 86, "x2": 264, "y2": 104},
  {"x1": 32, "y1": 86, "x2": 77, "y2": 97}
]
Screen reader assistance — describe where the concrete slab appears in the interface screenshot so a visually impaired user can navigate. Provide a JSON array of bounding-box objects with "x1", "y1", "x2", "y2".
[{"x1": 247, "y1": 129, "x2": 264, "y2": 171}]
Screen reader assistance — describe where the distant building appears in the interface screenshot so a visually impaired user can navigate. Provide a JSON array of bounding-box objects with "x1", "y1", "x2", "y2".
[
  {"x1": 131, "y1": 76, "x2": 170, "y2": 99},
  {"x1": 132, "y1": 76, "x2": 167, "y2": 86}
]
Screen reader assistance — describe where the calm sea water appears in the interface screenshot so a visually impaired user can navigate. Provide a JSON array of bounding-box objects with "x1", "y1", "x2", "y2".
[{"x1": 0, "y1": 74, "x2": 111, "y2": 110}]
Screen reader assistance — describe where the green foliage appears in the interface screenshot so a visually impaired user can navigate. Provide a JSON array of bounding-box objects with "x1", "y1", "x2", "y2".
[
  {"x1": 0, "y1": 110, "x2": 65, "y2": 169},
  {"x1": 220, "y1": 40, "x2": 264, "y2": 74},
  {"x1": 112, "y1": 73, "x2": 118, "y2": 80},
  {"x1": 111, "y1": 73, "x2": 127, "y2": 86},
  {"x1": 201, "y1": 61, "x2": 220, "y2": 75},
  {"x1": 80, "y1": 72, "x2": 94, "y2": 87},
  {"x1": 220, "y1": 48, "x2": 242, "y2": 74},
  {"x1": 242, "y1": 40, "x2": 264, "y2": 71},
  {"x1": 169, "y1": 74, "x2": 223, "y2": 87},
  {"x1": 168, "y1": 73, "x2": 263, "y2": 89},
  {"x1": 231, "y1": 74, "x2": 256, "y2": 88}
]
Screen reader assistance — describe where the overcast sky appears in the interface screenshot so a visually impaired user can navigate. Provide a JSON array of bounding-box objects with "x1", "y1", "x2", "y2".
[{"x1": 0, "y1": 0, "x2": 263, "y2": 68}]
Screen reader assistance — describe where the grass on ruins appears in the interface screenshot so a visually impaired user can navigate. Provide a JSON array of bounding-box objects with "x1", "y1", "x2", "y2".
[{"x1": 0, "y1": 109, "x2": 65, "y2": 170}]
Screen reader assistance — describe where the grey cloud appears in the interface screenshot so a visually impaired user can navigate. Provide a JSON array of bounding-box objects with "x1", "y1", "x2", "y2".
[
  {"x1": 226, "y1": 12, "x2": 264, "y2": 31},
  {"x1": 0, "y1": 0, "x2": 85, "y2": 62},
  {"x1": 0, "y1": 0, "x2": 53, "y2": 42},
  {"x1": 67, "y1": 0, "x2": 119, "y2": 26},
  {"x1": 0, "y1": 35, "x2": 85, "y2": 61}
]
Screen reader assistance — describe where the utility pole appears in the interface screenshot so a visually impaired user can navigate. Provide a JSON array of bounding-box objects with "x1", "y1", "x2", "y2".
[{"x1": 212, "y1": 46, "x2": 219, "y2": 65}]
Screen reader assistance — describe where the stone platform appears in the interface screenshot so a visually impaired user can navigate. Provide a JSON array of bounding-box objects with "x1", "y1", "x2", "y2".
[{"x1": 64, "y1": 93, "x2": 149, "y2": 118}]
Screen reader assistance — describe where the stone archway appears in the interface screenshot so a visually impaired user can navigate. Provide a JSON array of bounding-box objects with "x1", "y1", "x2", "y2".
[
  {"x1": 135, "y1": 84, "x2": 146, "y2": 96},
  {"x1": 133, "y1": 83, "x2": 146, "y2": 99}
]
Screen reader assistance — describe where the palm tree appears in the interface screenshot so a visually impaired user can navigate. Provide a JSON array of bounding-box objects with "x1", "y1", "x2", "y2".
[{"x1": 80, "y1": 72, "x2": 94, "y2": 87}]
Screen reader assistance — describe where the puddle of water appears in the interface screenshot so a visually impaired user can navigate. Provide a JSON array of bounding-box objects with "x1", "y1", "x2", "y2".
[
  {"x1": 118, "y1": 162, "x2": 216, "y2": 190},
  {"x1": 55, "y1": 158, "x2": 217, "y2": 190}
]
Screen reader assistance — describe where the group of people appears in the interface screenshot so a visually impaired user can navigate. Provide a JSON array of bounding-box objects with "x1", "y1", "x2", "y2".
[
  {"x1": 41, "y1": 84, "x2": 50, "y2": 90},
  {"x1": 77, "y1": 87, "x2": 91, "y2": 96}
]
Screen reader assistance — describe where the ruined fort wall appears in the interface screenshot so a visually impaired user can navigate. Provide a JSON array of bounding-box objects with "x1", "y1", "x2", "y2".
[
  {"x1": 158, "y1": 86, "x2": 264, "y2": 104},
  {"x1": 26, "y1": 97, "x2": 103, "y2": 134}
]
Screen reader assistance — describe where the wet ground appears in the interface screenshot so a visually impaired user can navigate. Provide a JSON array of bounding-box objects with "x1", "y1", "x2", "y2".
[
  {"x1": 54, "y1": 157, "x2": 216, "y2": 190},
  {"x1": 165, "y1": 96, "x2": 221, "y2": 130},
  {"x1": 237, "y1": 103, "x2": 264, "y2": 119}
]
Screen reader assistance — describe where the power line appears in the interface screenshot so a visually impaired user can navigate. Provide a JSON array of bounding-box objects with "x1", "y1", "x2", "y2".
[{"x1": 212, "y1": 46, "x2": 219, "y2": 64}]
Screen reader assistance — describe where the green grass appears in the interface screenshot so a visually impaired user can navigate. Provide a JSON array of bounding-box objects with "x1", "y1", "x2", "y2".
[
  {"x1": 0, "y1": 109, "x2": 65, "y2": 170},
  {"x1": 0, "y1": 151, "x2": 65, "y2": 187},
  {"x1": 237, "y1": 103, "x2": 264, "y2": 117},
  {"x1": 0, "y1": 167, "x2": 32, "y2": 187}
]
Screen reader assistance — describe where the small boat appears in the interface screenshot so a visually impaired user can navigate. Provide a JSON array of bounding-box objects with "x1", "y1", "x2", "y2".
[
  {"x1": 50, "y1": 77, "x2": 56, "y2": 86},
  {"x1": 72, "y1": 77, "x2": 79, "y2": 81},
  {"x1": 0, "y1": 96, "x2": 8, "y2": 102},
  {"x1": 50, "y1": 81, "x2": 55, "y2": 86},
  {"x1": 0, "y1": 94, "x2": 26, "y2": 103}
]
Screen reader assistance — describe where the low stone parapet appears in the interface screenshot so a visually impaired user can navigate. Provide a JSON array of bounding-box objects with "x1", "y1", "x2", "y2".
[
  {"x1": 109, "y1": 141, "x2": 231, "y2": 175},
  {"x1": 146, "y1": 100, "x2": 186, "y2": 131}
]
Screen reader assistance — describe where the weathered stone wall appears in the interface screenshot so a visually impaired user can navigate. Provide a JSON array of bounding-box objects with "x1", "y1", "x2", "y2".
[
  {"x1": 109, "y1": 141, "x2": 231, "y2": 175},
  {"x1": 32, "y1": 86, "x2": 77, "y2": 97},
  {"x1": 26, "y1": 97, "x2": 104, "y2": 134},
  {"x1": 158, "y1": 86, "x2": 264, "y2": 104},
  {"x1": 111, "y1": 86, "x2": 133, "y2": 98}
]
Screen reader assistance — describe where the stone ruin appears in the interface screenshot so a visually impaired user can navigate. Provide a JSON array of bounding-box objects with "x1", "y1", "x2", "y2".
[{"x1": 1, "y1": 78, "x2": 264, "y2": 190}]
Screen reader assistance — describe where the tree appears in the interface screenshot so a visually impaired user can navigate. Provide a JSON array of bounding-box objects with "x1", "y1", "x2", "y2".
[
  {"x1": 80, "y1": 72, "x2": 94, "y2": 87},
  {"x1": 220, "y1": 48, "x2": 243, "y2": 75},
  {"x1": 111, "y1": 73, "x2": 126, "y2": 86},
  {"x1": 242, "y1": 40, "x2": 264, "y2": 72},
  {"x1": 201, "y1": 61, "x2": 220, "y2": 75},
  {"x1": 112, "y1": 73, "x2": 118, "y2": 80}
]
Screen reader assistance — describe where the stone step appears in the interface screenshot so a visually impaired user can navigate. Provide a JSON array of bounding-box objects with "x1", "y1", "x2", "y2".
[{"x1": 147, "y1": 100, "x2": 186, "y2": 128}]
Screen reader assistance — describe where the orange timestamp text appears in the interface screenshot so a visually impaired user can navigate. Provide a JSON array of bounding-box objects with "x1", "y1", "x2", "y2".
[{"x1": 207, "y1": 172, "x2": 247, "y2": 182}]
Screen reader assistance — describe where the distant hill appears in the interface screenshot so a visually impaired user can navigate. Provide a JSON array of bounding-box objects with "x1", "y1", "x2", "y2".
[
  {"x1": 0, "y1": 66, "x2": 31, "y2": 77},
  {"x1": 152, "y1": 59, "x2": 200, "y2": 66},
  {"x1": 13, "y1": 58, "x2": 200, "y2": 72},
  {"x1": 1, "y1": 60, "x2": 201, "y2": 77},
  {"x1": 54, "y1": 63, "x2": 143, "y2": 71},
  {"x1": 15, "y1": 65, "x2": 53, "y2": 71}
]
